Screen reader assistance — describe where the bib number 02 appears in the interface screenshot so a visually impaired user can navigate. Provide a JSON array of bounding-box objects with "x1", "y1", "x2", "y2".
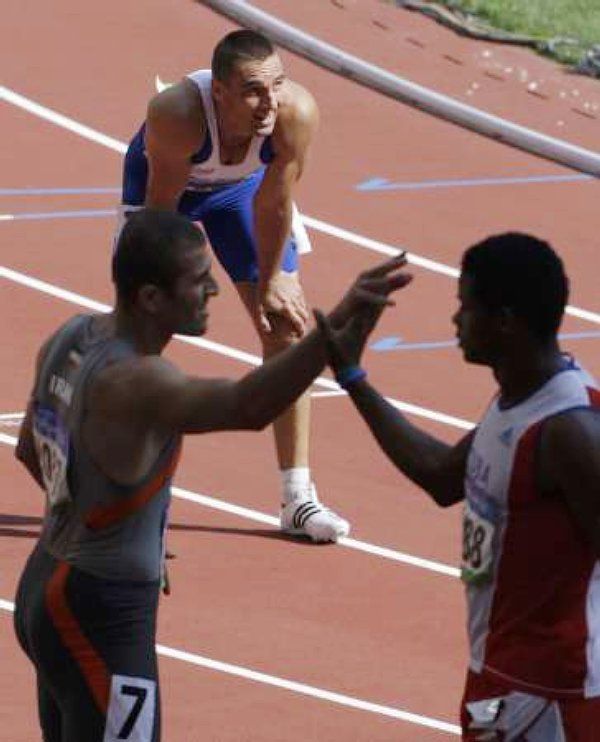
[{"x1": 32, "y1": 404, "x2": 72, "y2": 509}]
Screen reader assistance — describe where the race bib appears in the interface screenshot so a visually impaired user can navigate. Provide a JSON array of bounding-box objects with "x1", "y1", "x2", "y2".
[
  {"x1": 33, "y1": 404, "x2": 72, "y2": 509},
  {"x1": 461, "y1": 500, "x2": 495, "y2": 585},
  {"x1": 103, "y1": 675, "x2": 156, "y2": 742}
]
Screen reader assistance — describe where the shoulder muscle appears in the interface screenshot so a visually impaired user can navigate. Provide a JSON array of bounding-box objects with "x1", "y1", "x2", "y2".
[
  {"x1": 271, "y1": 82, "x2": 319, "y2": 163},
  {"x1": 146, "y1": 80, "x2": 205, "y2": 157}
]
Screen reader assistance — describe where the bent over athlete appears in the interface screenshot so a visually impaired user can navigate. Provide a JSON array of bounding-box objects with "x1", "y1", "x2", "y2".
[
  {"x1": 14, "y1": 209, "x2": 412, "y2": 741},
  {"x1": 119, "y1": 29, "x2": 345, "y2": 541}
]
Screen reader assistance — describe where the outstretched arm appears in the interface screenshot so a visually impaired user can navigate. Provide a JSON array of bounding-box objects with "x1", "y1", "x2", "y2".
[
  {"x1": 92, "y1": 255, "x2": 412, "y2": 436},
  {"x1": 332, "y1": 381, "x2": 472, "y2": 506}
]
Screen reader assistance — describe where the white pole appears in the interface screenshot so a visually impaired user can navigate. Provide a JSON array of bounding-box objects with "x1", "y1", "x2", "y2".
[{"x1": 198, "y1": 0, "x2": 600, "y2": 177}]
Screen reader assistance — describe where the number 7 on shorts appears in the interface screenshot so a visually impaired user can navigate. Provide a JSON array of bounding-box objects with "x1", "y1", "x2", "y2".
[{"x1": 103, "y1": 675, "x2": 157, "y2": 742}]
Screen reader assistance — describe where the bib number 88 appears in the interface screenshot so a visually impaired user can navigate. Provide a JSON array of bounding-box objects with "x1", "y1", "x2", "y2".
[
  {"x1": 461, "y1": 503, "x2": 495, "y2": 585},
  {"x1": 463, "y1": 515, "x2": 487, "y2": 569}
]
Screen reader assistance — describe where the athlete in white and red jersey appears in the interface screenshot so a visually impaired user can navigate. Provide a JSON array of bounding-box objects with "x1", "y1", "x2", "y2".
[
  {"x1": 464, "y1": 359, "x2": 600, "y2": 696},
  {"x1": 316, "y1": 232, "x2": 600, "y2": 740}
]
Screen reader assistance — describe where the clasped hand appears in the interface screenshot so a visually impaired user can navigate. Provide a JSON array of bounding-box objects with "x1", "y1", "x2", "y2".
[{"x1": 317, "y1": 252, "x2": 413, "y2": 373}]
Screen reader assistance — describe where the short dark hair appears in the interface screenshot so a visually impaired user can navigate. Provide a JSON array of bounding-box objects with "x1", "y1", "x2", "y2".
[
  {"x1": 461, "y1": 232, "x2": 569, "y2": 341},
  {"x1": 112, "y1": 209, "x2": 206, "y2": 304},
  {"x1": 211, "y1": 30, "x2": 275, "y2": 82}
]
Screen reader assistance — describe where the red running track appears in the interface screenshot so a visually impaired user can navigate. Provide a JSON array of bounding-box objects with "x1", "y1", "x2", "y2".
[{"x1": 1, "y1": 1, "x2": 599, "y2": 739}]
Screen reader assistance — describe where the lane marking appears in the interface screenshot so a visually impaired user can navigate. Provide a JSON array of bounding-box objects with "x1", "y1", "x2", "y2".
[
  {"x1": 0, "y1": 187, "x2": 121, "y2": 196},
  {"x1": 0, "y1": 413, "x2": 25, "y2": 429},
  {"x1": 0, "y1": 209, "x2": 116, "y2": 221},
  {"x1": 0, "y1": 264, "x2": 475, "y2": 431},
  {"x1": 0, "y1": 432, "x2": 459, "y2": 577},
  {"x1": 0, "y1": 600, "x2": 459, "y2": 734},
  {"x1": 0, "y1": 85, "x2": 126, "y2": 154},
  {"x1": 301, "y1": 215, "x2": 600, "y2": 325},
  {"x1": 173, "y1": 484, "x2": 460, "y2": 576},
  {"x1": 1, "y1": 85, "x2": 598, "y2": 325},
  {"x1": 155, "y1": 643, "x2": 461, "y2": 733},
  {"x1": 356, "y1": 173, "x2": 591, "y2": 192},
  {"x1": 371, "y1": 331, "x2": 600, "y2": 353}
]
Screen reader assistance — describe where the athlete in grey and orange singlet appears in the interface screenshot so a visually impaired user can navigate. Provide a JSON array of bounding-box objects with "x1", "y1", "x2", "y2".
[{"x1": 15, "y1": 314, "x2": 180, "y2": 742}]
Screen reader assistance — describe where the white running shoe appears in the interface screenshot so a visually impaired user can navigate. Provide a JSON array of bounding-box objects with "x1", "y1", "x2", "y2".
[{"x1": 280, "y1": 485, "x2": 350, "y2": 543}]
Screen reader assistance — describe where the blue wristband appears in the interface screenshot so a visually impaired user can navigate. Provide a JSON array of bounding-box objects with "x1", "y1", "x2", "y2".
[{"x1": 335, "y1": 365, "x2": 367, "y2": 389}]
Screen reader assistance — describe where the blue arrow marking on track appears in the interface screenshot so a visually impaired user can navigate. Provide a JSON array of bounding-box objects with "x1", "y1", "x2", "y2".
[
  {"x1": 356, "y1": 178, "x2": 395, "y2": 191},
  {"x1": 370, "y1": 332, "x2": 600, "y2": 353},
  {"x1": 370, "y1": 337, "x2": 405, "y2": 351},
  {"x1": 356, "y1": 174, "x2": 590, "y2": 192}
]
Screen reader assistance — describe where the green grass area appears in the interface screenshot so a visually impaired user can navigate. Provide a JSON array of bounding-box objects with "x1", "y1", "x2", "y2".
[{"x1": 438, "y1": 0, "x2": 600, "y2": 65}]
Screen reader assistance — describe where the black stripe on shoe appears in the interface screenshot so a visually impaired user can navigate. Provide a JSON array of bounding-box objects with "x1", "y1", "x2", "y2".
[{"x1": 292, "y1": 502, "x2": 321, "y2": 529}]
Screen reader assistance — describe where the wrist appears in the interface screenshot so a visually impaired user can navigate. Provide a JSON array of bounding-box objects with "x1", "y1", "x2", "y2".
[
  {"x1": 258, "y1": 273, "x2": 277, "y2": 295},
  {"x1": 326, "y1": 306, "x2": 345, "y2": 330},
  {"x1": 335, "y1": 365, "x2": 367, "y2": 390}
]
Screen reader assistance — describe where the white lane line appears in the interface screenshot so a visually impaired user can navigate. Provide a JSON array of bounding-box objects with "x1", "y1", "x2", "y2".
[
  {"x1": 0, "y1": 264, "x2": 475, "y2": 431},
  {"x1": 0, "y1": 432, "x2": 459, "y2": 577},
  {"x1": 0, "y1": 187, "x2": 121, "y2": 195},
  {"x1": 303, "y1": 216, "x2": 600, "y2": 324},
  {"x1": 173, "y1": 485, "x2": 460, "y2": 577},
  {"x1": 2, "y1": 84, "x2": 598, "y2": 326},
  {"x1": 303, "y1": 215, "x2": 459, "y2": 278},
  {"x1": 0, "y1": 600, "x2": 459, "y2": 735},
  {"x1": 156, "y1": 642, "x2": 461, "y2": 734},
  {"x1": 0, "y1": 209, "x2": 116, "y2": 221},
  {"x1": 0, "y1": 86, "x2": 127, "y2": 154}
]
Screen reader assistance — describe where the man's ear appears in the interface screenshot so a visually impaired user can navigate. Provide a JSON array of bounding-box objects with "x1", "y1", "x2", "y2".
[
  {"x1": 138, "y1": 284, "x2": 165, "y2": 315},
  {"x1": 211, "y1": 79, "x2": 224, "y2": 103}
]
